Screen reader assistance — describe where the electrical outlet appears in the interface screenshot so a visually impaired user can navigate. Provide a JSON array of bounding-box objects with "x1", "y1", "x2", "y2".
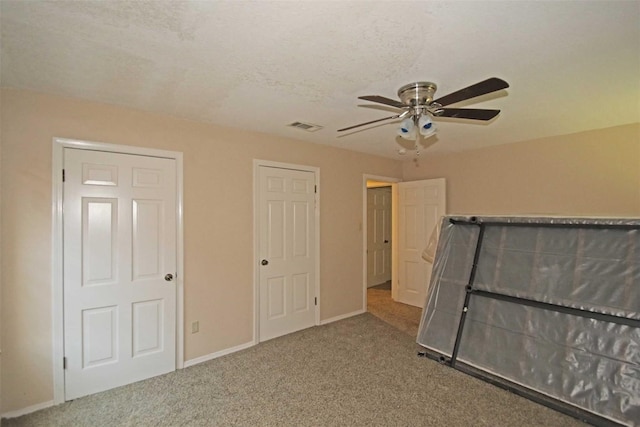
[{"x1": 191, "y1": 321, "x2": 199, "y2": 334}]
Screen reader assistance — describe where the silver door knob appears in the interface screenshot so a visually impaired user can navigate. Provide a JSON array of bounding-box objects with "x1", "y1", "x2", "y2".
[
  {"x1": 261, "y1": 259, "x2": 269, "y2": 266},
  {"x1": 165, "y1": 273, "x2": 174, "y2": 281}
]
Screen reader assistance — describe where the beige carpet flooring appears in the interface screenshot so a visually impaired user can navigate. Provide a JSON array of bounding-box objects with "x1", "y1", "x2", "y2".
[
  {"x1": 366, "y1": 281, "x2": 422, "y2": 338},
  {"x1": 3, "y1": 311, "x2": 586, "y2": 426}
]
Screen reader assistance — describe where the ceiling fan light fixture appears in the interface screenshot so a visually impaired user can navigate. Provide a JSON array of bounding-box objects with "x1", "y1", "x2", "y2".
[
  {"x1": 398, "y1": 118, "x2": 416, "y2": 140},
  {"x1": 418, "y1": 115, "x2": 437, "y2": 138}
]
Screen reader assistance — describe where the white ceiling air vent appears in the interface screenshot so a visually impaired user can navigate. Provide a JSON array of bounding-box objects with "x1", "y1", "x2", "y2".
[{"x1": 287, "y1": 121, "x2": 323, "y2": 132}]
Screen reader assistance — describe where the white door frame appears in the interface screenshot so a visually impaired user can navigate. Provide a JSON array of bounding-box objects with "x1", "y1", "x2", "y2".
[
  {"x1": 362, "y1": 174, "x2": 400, "y2": 311},
  {"x1": 52, "y1": 137, "x2": 185, "y2": 404},
  {"x1": 253, "y1": 160, "x2": 320, "y2": 344}
]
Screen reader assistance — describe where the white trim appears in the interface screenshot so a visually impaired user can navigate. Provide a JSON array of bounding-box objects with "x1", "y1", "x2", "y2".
[
  {"x1": 183, "y1": 341, "x2": 255, "y2": 368},
  {"x1": 362, "y1": 175, "x2": 401, "y2": 312},
  {"x1": 175, "y1": 152, "x2": 185, "y2": 369},
  {"x1": 51, "y1": 137, "x2": 185, "y2": 404},
  {"x1": 2, "y1": 400, "x2": 55, "y2": 419},
  {"x1": 52, "y1": 142, "x2": 65, "y2": 405},
  {"x1": 319, "y1": 309, "x2": 365, "y2": 325},
  {"x1": 252, "y1": 159, "x2": 321, "y2": 344}
]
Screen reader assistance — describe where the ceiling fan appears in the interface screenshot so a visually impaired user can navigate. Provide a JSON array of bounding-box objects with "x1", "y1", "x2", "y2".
[{"x1": 338, "y1": 77, "x2": 509, "y2": 141}]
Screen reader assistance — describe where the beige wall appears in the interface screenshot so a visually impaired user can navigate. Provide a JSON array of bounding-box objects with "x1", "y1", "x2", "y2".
[
  {"x1": 0, "y1": 88, "x2": 402, "y2": 413},
  {"x1": 403, "y1": 123, "x2": 640, "y2": 217},
  {"x1": 2, "y1": 87, "x2": 638, "y2": 414}
]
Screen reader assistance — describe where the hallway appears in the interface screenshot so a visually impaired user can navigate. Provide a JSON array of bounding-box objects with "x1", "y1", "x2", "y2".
[{"x1": 366, "y1": 281, "x2": 422, "y2": 338}]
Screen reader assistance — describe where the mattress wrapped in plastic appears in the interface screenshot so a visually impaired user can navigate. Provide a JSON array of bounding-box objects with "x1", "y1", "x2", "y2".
[{"x1": 417, "y1": 216, "x2": 640, "y2": 426}]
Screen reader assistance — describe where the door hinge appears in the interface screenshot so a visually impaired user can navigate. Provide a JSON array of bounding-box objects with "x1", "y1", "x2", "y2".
[
  {"x1": 63, "y1": 357, "x2": 67, "y2": 369},
  {"x1": 314, "y1": 297, "x2": 317, "y2": 306},
  {"x1": 314, "y1": 185, "x2": 317, "y2": 193},
  {"x1": 62, "y1": 169, "x2": 66, "y2": 182}
]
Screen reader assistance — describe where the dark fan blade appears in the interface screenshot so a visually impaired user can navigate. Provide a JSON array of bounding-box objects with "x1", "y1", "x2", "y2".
[
  {"x1": 433, "y1": 78, "x2": 509, "y2": 107},
  {"x1": 358, "y1": 95, "x2": 406, "y2": 109},
  {"x1": 337, "y1": 114, "x2": 402, "y2": 132},
  {"x1": 437, "y1": 108, "x2": 500, "y2": 121}
]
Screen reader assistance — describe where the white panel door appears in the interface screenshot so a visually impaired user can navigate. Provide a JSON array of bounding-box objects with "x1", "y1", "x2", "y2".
[
  {"x1": 258, "y1": 166, "x2": 316, "y2": 341},
  {"x1": 397, "y1": 179, "x2": 445, "y2": 308},
  {"x1": 367, "y1": 187, "x2": 392, "y2": 287},
  {"x1": 64, "y1": 148, "x2": 177, "y2": 400}
]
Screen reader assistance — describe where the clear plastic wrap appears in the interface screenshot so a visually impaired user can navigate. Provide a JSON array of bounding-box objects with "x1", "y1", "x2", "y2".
[{"x1": 417, "y1": 216, "x2": 640, "y2": 426}]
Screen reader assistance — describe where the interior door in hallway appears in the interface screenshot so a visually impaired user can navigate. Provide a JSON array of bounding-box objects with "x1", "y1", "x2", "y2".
[
  {"x1": 397, "y1": 178, "x2": 446, "y2": 308},
  {"x1": 63, "y1": 148, "x2": 177, "y2": 400},
  {"x1": 257, "y1": 165, "x2": 317, "y2": 341},
  {"x1": 367, "y1": 186, "x2": 392, "y2": 287}
]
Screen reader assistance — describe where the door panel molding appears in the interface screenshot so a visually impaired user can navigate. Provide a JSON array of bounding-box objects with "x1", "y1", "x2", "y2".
[
  {"x1": 52, "y1": 137, "x2": 184, "y2": 404},
  {"x1": 253, "y1": 160, "x2": 320, "y2": 343}
]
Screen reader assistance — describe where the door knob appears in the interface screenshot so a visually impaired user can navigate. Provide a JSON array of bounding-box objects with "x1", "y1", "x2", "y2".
[
  {"x1": 384, "y1": 240, "x2": 389, "y2": 243},
  {"x1": 164, "y1": 273, "x2": 174, "y2": 281},
  {"x1": 261, "y1": 259, "x2": 269, "y2": 266}
]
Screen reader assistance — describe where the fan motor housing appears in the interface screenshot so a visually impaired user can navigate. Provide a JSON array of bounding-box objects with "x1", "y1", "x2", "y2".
[{"x1": 398, "y1": 82, "x2": 437, "y2": 106}]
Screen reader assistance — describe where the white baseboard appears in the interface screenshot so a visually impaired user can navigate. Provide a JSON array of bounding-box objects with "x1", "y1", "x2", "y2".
[
  {"x1": 2, "y1": 399, "x2": 55, "y2": 419},
  {"x1": 183, "y1": 340, "x2": 255, "y2": 368},
  {"x1": 320, "y1": 309, "x2": 365, "y2": 325}
]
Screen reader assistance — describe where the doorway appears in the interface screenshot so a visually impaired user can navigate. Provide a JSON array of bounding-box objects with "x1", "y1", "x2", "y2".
[
  {"x1": 366, "y1": 184, "x2": 392, "y2": 288},
  {"x1": 362, "y1": 175, "x2": 446, "y2": 337}
]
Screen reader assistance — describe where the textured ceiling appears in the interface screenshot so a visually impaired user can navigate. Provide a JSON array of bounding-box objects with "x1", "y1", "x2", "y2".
[{"x1": 1, "y1": 1, "x2": 639, "y2": 159}]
